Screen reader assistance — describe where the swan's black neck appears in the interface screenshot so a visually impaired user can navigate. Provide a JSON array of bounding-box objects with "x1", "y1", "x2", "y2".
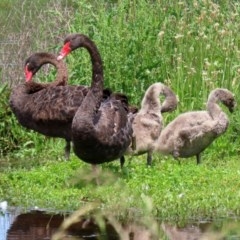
[
  {"x1": 48, "y1": 54, "x2": 68, "y2": 86},
  {"x1": 71, "y1": 34, "x2": 104, "y2": 121},
  {"x1": 25, "y1": 53, "x2": 68, "y2": 92},
  {"x1": 80, "y1": 37, "x2": 104, "y2": 95},
  {"x1": 43, "y1": 54, "x2": 68, "y2": 86}
]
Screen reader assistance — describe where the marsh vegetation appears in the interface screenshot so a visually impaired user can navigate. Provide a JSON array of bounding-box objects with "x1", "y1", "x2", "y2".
[{"x1": 1, "y1": 0, "x2": 240, "y2": 238}]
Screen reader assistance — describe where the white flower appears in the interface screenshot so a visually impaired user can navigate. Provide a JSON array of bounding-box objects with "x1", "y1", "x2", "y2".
[
  {"x1": 158, "y1": 31, "x2": 165, "y2": 38},
  {"x1": 189, "y1": 46, "x2": 194, "y2": 53},
  {"x1": 178, "y1": 193, "x2": 184, "y2": 198},
  {"x1": 175, "y1": 34, "x2": 184, "y2": 39}
]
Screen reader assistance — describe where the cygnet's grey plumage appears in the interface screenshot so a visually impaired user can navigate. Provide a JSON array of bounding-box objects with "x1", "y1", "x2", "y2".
[
  {"x1": 123, "y1": 82, "x2": 178, "y2": 165},
  {"x1": 154, "y1": 88, "x2": 236, "y2": 164}
]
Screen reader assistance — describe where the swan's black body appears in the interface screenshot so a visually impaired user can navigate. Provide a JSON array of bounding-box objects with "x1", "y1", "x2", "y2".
[
  {"x1": 10, "y1": 52, "x2": 89, "y2": 159},
  {"x1": 58, "y1": 33, "x2": 133, "y2": 164}
]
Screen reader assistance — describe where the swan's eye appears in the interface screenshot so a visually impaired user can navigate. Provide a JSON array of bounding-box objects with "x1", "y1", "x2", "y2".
[
  {"x1": 227, "y1": 99, "x2": 235, "y2": 108},
  {"x1": 27, "y1": 64, "x2": 32, "y2": 70},
  {"x1": 25, "y1": 63, "x2": 30, "y2": 70},
  {"x1": 25, "y1": 62, "x2": 30, "y2": 69}
]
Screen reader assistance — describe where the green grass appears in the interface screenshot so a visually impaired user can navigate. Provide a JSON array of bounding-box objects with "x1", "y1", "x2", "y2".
[
  {"x1": 1, "y1": 152, "x2": 240, "y2": 223},
  {"x1": 61, "y1": 0, "x2": 240, "y2": 109},
  {"x1": 1, "y1": 0, "x2": 240, "y2": 236}
]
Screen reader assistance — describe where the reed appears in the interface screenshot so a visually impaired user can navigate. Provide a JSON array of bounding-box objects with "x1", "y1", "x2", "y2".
[
  {"x1": 65, "y1": 0, "x2": 240, "y2": 110},
  {"x1": 63, "y1": 0, "x2": 240, "y2": 156}
]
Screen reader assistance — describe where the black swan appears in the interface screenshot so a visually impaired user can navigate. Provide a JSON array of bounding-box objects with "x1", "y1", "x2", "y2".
[
  {"x1": 58, "y1": 33, "x2": 133, "y2": 165},
  {"x1": 10, "y1": 52, "x2": 90, "y2": 159},
  {"x1": 24, "y1": 52, "x2": 67, "y2": 87},
  {"x1": 121, "y1": 82, "x2": 178, "y2": 166},
  {"x1": 154, "y1": 88, "x2": 236, "y2": 164}
]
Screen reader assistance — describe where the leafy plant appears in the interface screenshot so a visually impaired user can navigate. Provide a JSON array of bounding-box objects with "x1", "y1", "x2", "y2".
[{"x1": 1, "y1": 0, "x2": 240, "y2": 233}]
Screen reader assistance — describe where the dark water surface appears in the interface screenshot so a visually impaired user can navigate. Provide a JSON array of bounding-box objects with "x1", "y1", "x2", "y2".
[
  {"x1": 1, "y1": 209, "x2": 121, "y2": 240},
  {"x1": 1, "y1": 209, "x2": 240, "y2": 240}
]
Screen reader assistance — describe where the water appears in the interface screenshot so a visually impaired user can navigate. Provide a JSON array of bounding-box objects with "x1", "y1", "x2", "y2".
[
  {"x1": 0, "y1": 212, "x2": 13, "y2": 240},
  {"x1": 1, "y1": 209, "x2": 118, "y2": 240},
  {"x1": 1, "y1": 209, "x2": 240, "y2": 240}
]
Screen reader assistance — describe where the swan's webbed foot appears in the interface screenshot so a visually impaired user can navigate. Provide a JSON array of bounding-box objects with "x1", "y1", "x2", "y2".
[{"x1": 64, "y1": 140, "x2": 71, "y2": 160}]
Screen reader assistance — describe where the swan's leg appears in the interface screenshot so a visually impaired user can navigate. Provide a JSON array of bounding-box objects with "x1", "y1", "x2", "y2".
[
  {"x1": 64, "y1": 140, "x2": 71, "y2": 160},
  {"x1": 147, "y1": 151, "x2": 152, "y2": 166},
  {"x1": 131, "y1": 136, "x2": 136, "y2": 151},
  {"x1": 92, "y1": 164, "x2": 100, "y2": 185},
  {"x1": 173, "y1": 150, "x2": 181, "y2": 165},
  {"x1": 120, "y1": 156, "x2": 125, "y2": 169},
  {"x1": 196, "y1": 153, "x2": 201, "y2": 165}
]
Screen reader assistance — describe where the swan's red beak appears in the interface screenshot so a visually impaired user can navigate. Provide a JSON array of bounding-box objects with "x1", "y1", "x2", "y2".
[
  {"x1": 57, "y1": 42, "x2": 71, "y2": 60},
  {"x1": 24, "y1": 65, "x2": 33, "y2": 82}
]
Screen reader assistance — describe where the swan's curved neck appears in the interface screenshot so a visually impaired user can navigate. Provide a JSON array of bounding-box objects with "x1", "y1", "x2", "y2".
[
  {"x1": 161, "y1": 87, "x2": 177, "y2": 113},
  {"x1": 71, "y1": 36, "x2": 106, "y2": 136},
  {"x1": 81, "y1": 38, "x2": 103, "y2": 94},
  {"x1": 207, "y1": 93, "x2": 222, "y2": 119},
  {"x1": 40, "y1": 54, "x2": 68, "y2": 87},
  {"x1": 141, "y1": 84, "x2": 163, "y2": 113},
  {"x1": 25, "y1": 53, "x2": 68, "y2": 93},
  {"x1": 51, "y1": 56, "x2": 68, "y2": 86},
  {"x1": 141, "y1": 83, "x2": 177, "y2": 113}
]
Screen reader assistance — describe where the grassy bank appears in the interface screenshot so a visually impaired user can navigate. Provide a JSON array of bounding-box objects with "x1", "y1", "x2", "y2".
[
  {"x1": 1, "y1": 0, "x2": 240, "y2": 230},
  {"x1": 1, "y1": 152, "x2": 240, "y2": 223}
]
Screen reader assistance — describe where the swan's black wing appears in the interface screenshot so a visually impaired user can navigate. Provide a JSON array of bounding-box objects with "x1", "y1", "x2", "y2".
[{"x1": 29, "y1": 85, "x2": 88, "y2": 122}]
